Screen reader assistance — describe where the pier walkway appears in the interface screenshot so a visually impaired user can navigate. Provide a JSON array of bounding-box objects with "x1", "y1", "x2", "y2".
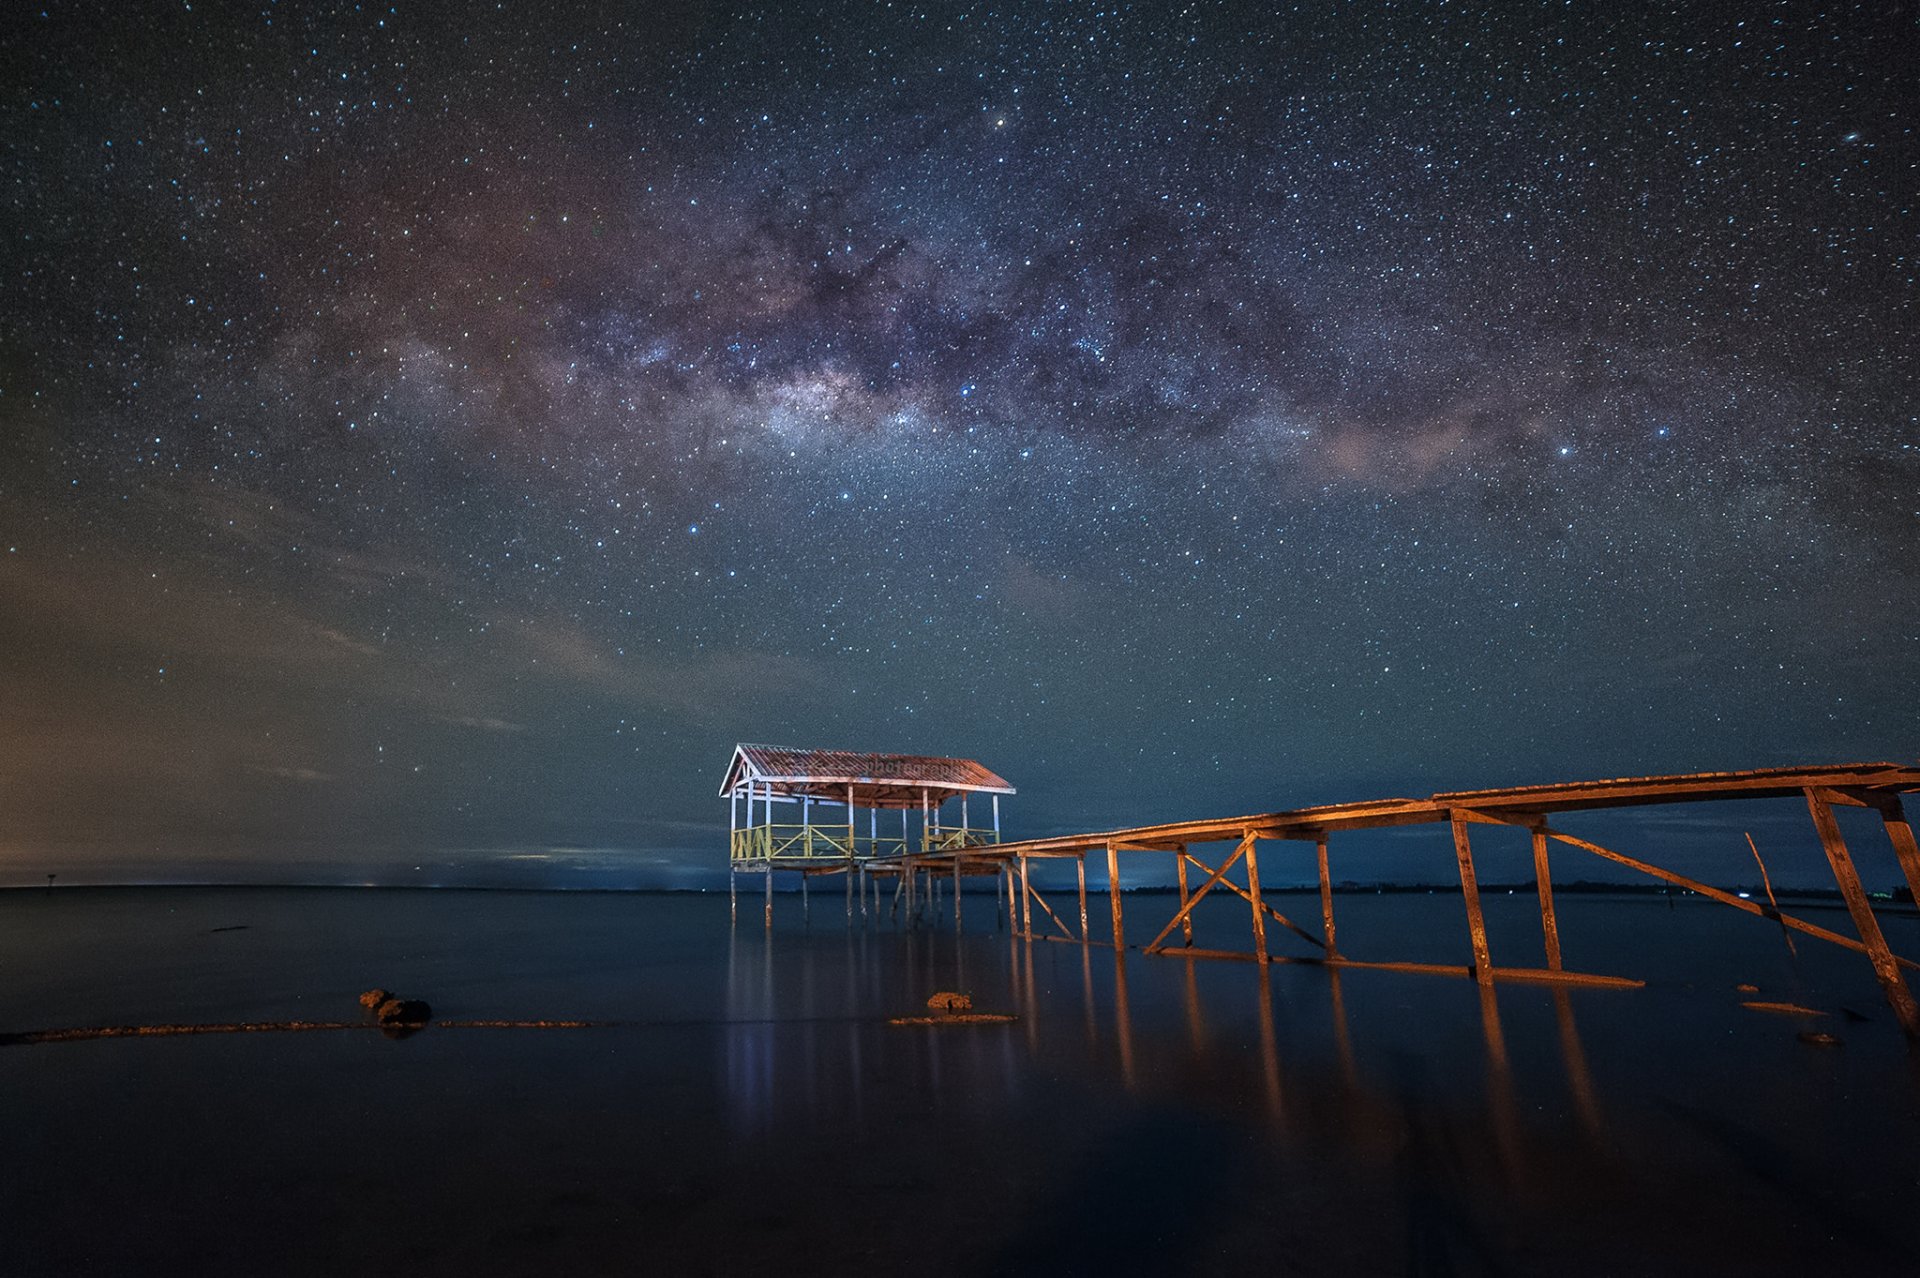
[{"x1": 858, "y1": 762, "x2": 1920, "y2": 1038}]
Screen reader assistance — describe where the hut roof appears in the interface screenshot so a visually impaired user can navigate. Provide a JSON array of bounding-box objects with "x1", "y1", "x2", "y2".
[{"x1": 719, "y1": 743, "x2": 1015, "y2": 807}]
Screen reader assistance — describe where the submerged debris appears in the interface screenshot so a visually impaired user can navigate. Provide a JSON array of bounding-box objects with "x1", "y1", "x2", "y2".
[
  {"x1": 1740, "y1": 1000, "x2": 1826, "y2": 1017},
  {"x1": 891, "y1": 990, "x2": 1010, "y2": 1025},
  {"x1": 360, "y1": 988, "x2": 431, "y2": 1032},
  {"x1": 1797, "y1": 1031, "x2": 1843, "y2": 1048}
]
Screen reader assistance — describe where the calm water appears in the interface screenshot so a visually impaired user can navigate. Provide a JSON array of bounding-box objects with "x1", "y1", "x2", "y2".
[{"x1": 2, "y1": 885, "x2": 1917, "y2": 1276}]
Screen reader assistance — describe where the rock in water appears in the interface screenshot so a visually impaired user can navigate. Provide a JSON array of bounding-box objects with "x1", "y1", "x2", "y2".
[
  {"x1": 926, "y1": 991, "x2": 972, "y2": 1012},
  {"x1": 375, "y1": 998, "x2": 431, "y2": 1026},
  {"x1": 359, "y1": 988, "x2": 392, "y2": 1009}
]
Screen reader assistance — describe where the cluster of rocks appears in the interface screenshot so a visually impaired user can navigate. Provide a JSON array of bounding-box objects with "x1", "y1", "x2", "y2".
[{"x1": 358, "y1": 988, "x2": 432, "y2": 1027}]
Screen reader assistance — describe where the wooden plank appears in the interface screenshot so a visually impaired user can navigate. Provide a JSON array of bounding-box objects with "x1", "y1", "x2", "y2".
[
  {"x1": 1806, "y1": 791, "x2": 1920, "y2": 1038},
  {"x1": 1106, "y1": 841, "x2": 1125, "y2": 952},
  {"x1": 1316, "y1": 837, "x2": 1338, "y2": 960},
  {"x1": 1487, "y1": 966, "x2": 1643, "y2": 991},
  {"x1": 1532, "y1": 827, "x2": 1562, "y2": 971},
  {"x1": 1450, "y1": 813, "x2": 1495, "y2": 985},
  {"x1": 971, "y1": 762, "x2": 1920, "y2": 862},
  {"x1": 1545, "y1": 829, "x2": 1920, "y2": 971}
]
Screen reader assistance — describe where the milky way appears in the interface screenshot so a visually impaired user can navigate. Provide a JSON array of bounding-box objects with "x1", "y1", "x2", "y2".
[{"x1": 2, "y1": 2, "x2": 1914, "y2": 885}]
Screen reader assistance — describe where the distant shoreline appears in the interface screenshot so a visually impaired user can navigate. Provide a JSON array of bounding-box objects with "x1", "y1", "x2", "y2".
[{"x1": 1, "y1": 880, "x2": 1910, "y2": 904}]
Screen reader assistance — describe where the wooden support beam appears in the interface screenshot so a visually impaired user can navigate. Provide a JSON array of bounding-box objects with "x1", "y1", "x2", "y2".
[
  {"x1": 1316, "y1": 838, "x2": 1338, "y2": 960},
  {"x1": 1022, "y1": 872, "x2": 1080, "y2": 942},
  {"x1": 1142, "y1": 838, "x2": 1248, "y2": 954},
  {"x1": 1532, "y1": 826, "x2": 1562, "y2": 971},
  {"x1": 1018, "y1": 854, "x2": 1033, "y2": 940},
  {"x1": 1176, "y1": 844, "x2": 1194, "y2": 947},
  {"x1": 1077, "y1": 855, "x2": 1090, "y2": 942},
  {"x1": 764, "y1": 865, "x2": 773, "y2": 931},
  {"x1": 1106, "y1": 841, "x2": 1125, "y2": 952},
  {"x1": 1545, "y1": 828, "x2": 1920, "y2": 970},
  {"x1": 1245, "y1": 834, "x2": 1269, "y2": 964},
  {"x1": 1807, "y1": 791, "x2": 1920, "y2": 1038},
  {"x1": 1191, "y1": 854, "x2": 1327, "y2": 952},
  {"x1": 1449, "y1": 813, "x2": 1495, "y2": 985},
  {"x1": 1859, "y1": 792, "x2": 1920, "y2": 912},
  {"x1": 951, "y1": 856, "x2": 962, "y2": 932}
]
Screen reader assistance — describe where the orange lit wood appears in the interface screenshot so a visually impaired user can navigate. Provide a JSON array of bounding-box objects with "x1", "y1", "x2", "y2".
[
  {"x1": 1450, "y1": 813, "x2": 1494, "y2": 985},
  {"x1": 1192, "y1": 854, "x2": 1328, "y2": 953},
  {"x1": 1544, "y1": 829, "x2": 1919, "y2": 971},
  {"x1": 1532, "y1": 826, "x2": 1562, "y2": 971},
  {"x1": 1806, "y1": 790, "x2": 1920, "y2": 1037},
  {"x1": 1143, "y1": 838, "x2": 1249, "y2": 954},
  {"x1": 1316, "y1": 837, "x2": 1338, "y2": 960},
  {"x1": 1244, "y1": 835, "x2": 1270, "y2": 964},
  {"x1": 1021, "y1": 871, "x2": 1080, "y2": 943},
  {"x1": 1176, "y1": 844, "x2": 1194, "y2": 947}
]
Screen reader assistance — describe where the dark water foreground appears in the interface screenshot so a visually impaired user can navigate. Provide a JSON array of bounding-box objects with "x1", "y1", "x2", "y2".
[{"x1": 1, "y1": 887, "x2": 1917, "y2": 1276}]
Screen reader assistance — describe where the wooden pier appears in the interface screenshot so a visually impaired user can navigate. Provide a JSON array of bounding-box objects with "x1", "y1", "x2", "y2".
[{"x1": 749, "y1": 760, "x2": 1920, "y2": 1039}]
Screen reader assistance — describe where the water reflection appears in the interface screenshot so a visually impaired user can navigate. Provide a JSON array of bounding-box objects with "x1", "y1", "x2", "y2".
[{"x1": 724, "y1": 915, "x2": 1618, "y2": 1181}]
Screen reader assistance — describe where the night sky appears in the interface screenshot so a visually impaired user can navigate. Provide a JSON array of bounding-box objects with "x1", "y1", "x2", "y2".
[{"x1": 3, "y1": 2, "x2": 1915, "y2": 888}]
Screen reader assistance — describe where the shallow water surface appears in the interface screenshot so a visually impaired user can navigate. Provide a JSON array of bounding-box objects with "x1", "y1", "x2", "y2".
[{"x1": 1, "y1": 886, "x2": 1917, "y2": 1275}]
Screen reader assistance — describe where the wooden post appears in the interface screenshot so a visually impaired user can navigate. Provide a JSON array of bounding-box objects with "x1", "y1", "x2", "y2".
[
  {"x1": 1807, "y1": 791, "x2": 1920, "y2": 1037},
  {"x1": 1018, "y1": 855, "x2": 1033, "y2": 938},
  {"x1": 1532, "y1": 825, "x2": 1562, "y2": 971},
  {"x1": 763, "y1": 866, "x2": 773, "y2": 931},
  {"x1": 1450, "y1": 813, "x2": 1494, "y2": 985},
  {"x1": 1076, "y1": 855, "x2": 1090, "y2": 942},
  {"x1": 729, "y1": 869, "x2": 737, "y2": 926},
  {"x1": 1176, "y1": 844, "x2": 1194, "y2": 947},
  {"x1": 952, "y1": 856, "x2": 962, "y2": 932},
  {"x1": 1867, "y1": 794, "x2": 1920, "y2": 911},
  {"x1": 1106, "y1": 841, "x2": 1125, "y2": 951},
  {"x1": 1315, "y1": 838, "x2": 1337, "y2": 959},
  {"x1": 845, "y1": 865, "x2": 853, "y2": 923},
  {"x1": 1244, "y1": 833, "x2": 1269, "y2": 964},
  {"x1": 800, "y1": 870, "x2": 809, "y2": 924}
]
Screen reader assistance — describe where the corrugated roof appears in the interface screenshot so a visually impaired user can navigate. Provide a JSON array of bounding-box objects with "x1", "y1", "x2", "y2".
[{"x1": 720, "y1": 743, "x2": 1014, "y2": 798}]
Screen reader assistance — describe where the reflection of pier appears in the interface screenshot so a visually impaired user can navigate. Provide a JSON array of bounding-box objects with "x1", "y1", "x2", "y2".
[{"x1": 733, "y1": 757, "x2": 1920, "y2": 1039}]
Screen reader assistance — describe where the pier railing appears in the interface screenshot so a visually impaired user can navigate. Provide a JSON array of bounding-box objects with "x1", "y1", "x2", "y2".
[{"x1": 730, "y1": 824, "x2": 1001, "y2": 864}]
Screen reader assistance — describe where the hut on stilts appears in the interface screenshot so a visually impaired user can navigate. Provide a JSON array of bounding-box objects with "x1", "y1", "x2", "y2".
[{"x1": 719, "y1": 744, "x2": 1015, "y2": 927}]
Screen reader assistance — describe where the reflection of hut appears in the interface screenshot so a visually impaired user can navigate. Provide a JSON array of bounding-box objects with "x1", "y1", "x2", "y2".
[{"x1": 719, "y1": 744, "x2": 1014, "y2": 873}]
